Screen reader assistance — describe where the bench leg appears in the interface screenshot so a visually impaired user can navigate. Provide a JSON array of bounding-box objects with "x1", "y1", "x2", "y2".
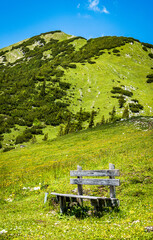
[
  {"x1": 90, "y1": 199, "x2": 99, "y2": 211},
  {"x1": 59, "y1": 196, "x2": 66, "y2": 214}
]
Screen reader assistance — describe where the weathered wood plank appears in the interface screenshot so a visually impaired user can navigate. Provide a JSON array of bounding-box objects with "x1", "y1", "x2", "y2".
[
  {"x1": 77, "y1": 165, "x2": 83, "y2": 196},
  {"x1": 51, "y1": 192, "x2": 119, "y2": 208},
  {"x1": 70, "y1": 178, "x2": 120, "y2": 186},
  {"x1": 109, "y1": 163, "x2": 116, "y2": 198},
  {"x1": 70, "y1": 169, "x2": 119, "y2": 177},
  {"x1": 59, "y1": 196, "x2": 66, "y2": 214},
  {"x1": 51, "y1": 192, "x2": 118, "y2": 200}
]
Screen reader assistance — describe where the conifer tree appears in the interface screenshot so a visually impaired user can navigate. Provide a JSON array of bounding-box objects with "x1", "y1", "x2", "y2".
[
  {"x1": 88, "y1": 109, "x2": 96, "y2": 128},
  {"x1": 122, "y1": 105, "x2": 129, "y2": 119},
  {"x1": 109, "y1": 106, "x2": 116, "y2": 122},
  {"x1": 42, "y1": 133, "x2": 48, "y2": 141},
  {"x1": 76, "y1": 107, "x2": 83, "y2": 131},
  {"x1": 64, "y1": 114, "x2": 71, "y2": 135},
  {"x1": 100, "y1": 115, "x2": 105, "y2": 125}
]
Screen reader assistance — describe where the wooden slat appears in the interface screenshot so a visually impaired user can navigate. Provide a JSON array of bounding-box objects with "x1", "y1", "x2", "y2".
[
  {"x1": 77, "y1": 165, "x2": 83, "y2": 196},
  {"x1": 51, "y1": 192, "x2": 118, "y2": 200},
  {"x1": 70, "y1": 178, "x2": 120, "y2": 186},
  {"x1": 70, "y1": 169, "x2": 119, "y2": 177},
  {"x1": 109, "y1": 163, "x2": 116, "y2": 198}
]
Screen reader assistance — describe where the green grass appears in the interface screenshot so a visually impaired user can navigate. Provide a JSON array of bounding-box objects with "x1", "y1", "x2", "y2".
[
  {"x1": 63, "y1": 41, "x2": 153, "y2": 121},
  {"x1": 0, "y1": 117, "x2": 153, "y2": 239}
]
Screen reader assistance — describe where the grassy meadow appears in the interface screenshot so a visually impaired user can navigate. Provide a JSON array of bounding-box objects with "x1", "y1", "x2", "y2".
[{"x1": 0, "y1": 117, "x2": 153, "y2": 239}]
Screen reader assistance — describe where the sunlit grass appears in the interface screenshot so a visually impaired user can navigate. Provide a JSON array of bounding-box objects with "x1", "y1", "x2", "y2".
[{"x1": 0, "y1": 118, "x2": 153, "y2": 239}]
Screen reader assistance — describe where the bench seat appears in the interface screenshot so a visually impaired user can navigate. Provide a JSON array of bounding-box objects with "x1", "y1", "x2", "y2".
[{"x1": 51, "y1": 192, "x2": 119, "y2": 213}]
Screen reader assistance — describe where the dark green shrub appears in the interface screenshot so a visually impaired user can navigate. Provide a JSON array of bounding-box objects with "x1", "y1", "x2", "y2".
[
  {"x1": 68, "y1": 64, "x2": 77, "y2": 68},
  {"x1": 59, "y1": 82, "x2": 71, "y2": 90},
  {"x1": 129, "y1": 103, "x2": 143, "y2": 113},
  {"x1": 131, "y1": 99, "x2": 139, "y2": 103},
  {"x1": 146, "y1": 74, "x2": 153, "y2": 78},
  {"x1": 0, "y1": 142, "x2": 2, "y2": 148},
  {"x1": 142, "y1": 42, "x2": 153, "y2": 48},
  {"x1": 15, "y1": 132, "x2": 33, "y2": 144},
  {"x1": 3, "y1": 146, "x2": 15, "y2": 152},
  {"x1": 113, "y1": 49, "x2": 120, "y2": 53},
  {"x1": 15, "y1": 135, "x2": 25, "y2": 144},
  {"x1": 111, "y1": 87, "x2": 133, "y2": 97},
  {"x1": 146, "y1": 78, "x2": 153, "y2": 83},
  {"x1": 88, "y1": 60, "x2": 96, "y2": 64},
  {"x1": 26, "y1": 126, "x2": 43, "y2": 135},
  {"x1": 0, "y1": 134, "x2": 4, "y2": 141},
  {"x1": 67, "y1": 204, "x2": 89, "y2": 218},
  {"x1": 148, "y1": 53, "x2": 153, "y2": 59},
  {"x1": 142, "y1": 46, "x2": 148, "y2": 51}
]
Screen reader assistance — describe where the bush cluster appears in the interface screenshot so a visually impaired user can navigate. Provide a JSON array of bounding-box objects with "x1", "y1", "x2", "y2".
[
  {"x1": 148, "y1": 53, "x2": 153, "y2": 59},
  {"x1": 15, "y1": 126, "x2": 43, "y2": 144},
  {"x1": 111, "y1": 87, "x2": 133, "y2": 97},
  {"x1": 129, "y1": 103, "x2": 143, "y2": 113},
  {"x1": 146, "y1": 74, "x2": 153, "y2": 83}
]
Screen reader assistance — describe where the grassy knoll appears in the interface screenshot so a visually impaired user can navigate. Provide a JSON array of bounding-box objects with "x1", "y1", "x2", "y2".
[{"x1": 0, "y1": 117, "x2": 153, "y2": 239}]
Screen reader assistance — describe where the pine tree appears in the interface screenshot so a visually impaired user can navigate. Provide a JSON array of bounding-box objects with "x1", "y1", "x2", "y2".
[
  {"x1": 100, "y1": 115, "x2": 105, "y2": 125},
  {"x1": 64, "y1": 114, "x2": 71, "y2": 135},
  {"x1": 88, "y1": 109, "x2": 95, "y2": 128},
  {"x1": 122, "y1": 106, "x2": 129, "y2": 119},
  {"x1": 109, "y1": 106, "x2": 116, "y2": 122},
  {"x1": 42, "y1": 133, "x2": 48, "y2": 141},
  {"x1": 76, "y1": 107, "x2": 83, "y2": 131}
]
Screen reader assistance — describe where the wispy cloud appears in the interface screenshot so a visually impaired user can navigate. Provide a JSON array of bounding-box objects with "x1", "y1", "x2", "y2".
[
  {"x1": 88, "y1": 0, "x2": 109, "y2": 14},
  {"x1": 77, "y1": 3, "x2": 80, "y2": 9},
  {"x1": 77, "y1": 13, "x2": 92, "y2": 19},
  {"x1": 102, "y1": 6, "x2": 109, "y2": 14}
]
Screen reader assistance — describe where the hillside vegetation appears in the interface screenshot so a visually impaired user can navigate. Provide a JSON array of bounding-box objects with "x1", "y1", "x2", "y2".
[
  {"x1": 0, "y1": 31, "x2": 153, "y2": 150},
  {"x1": 0, "y1": 117, "x2": 153, "y2": 239}
]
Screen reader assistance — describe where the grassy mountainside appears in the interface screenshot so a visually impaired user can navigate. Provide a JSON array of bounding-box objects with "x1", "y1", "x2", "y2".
[
  {"x1": 0, "y1": 117, "x2": 153, "y2": 239},
  {"x1": 0, "y1": 30, "x2": 153, "y2": 150}
]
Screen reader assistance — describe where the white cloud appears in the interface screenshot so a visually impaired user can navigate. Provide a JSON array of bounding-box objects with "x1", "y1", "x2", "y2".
[
  {"x1": 102, "y1": 6, "x2": 109, "y2": 14},
  {"x1": 88, "y1": 0, "x2": 101, "y2": 12},
  {"x1": 88, "y1": 0, "x2": 109, "y2": 14}
]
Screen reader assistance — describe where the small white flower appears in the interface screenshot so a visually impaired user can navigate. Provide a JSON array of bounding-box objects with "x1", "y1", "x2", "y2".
[
  {"x1": 33, "y1": 187, "x2": 40, "y2": 190},
  {"x1": 0, "y1": 229, "x2": 7, "y2": 234},
  {"x1": 6, "y1": 198, "x2": 13, "y2": 202}
]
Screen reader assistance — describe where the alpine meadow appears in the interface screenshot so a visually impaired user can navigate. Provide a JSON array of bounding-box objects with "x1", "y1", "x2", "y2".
[{"x1": 0, "y1": 30, "x2": 153, "y2": 239}]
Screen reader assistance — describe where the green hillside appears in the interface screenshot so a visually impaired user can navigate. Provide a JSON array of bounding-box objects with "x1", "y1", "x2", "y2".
[
  {"x1": 0, "y1": 31, "x2": 153, "y2": 238},
  {"x1": 0, "y1": 30, "x2": 153, "y2": 150},
  {"x1": 0, "y1": 117, "x2": 153, "y2": 239}
]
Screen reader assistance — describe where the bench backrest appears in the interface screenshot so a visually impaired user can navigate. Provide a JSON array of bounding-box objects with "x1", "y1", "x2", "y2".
[{"x1": 70, "y1": 164, "x2": 120, "y2": 198}]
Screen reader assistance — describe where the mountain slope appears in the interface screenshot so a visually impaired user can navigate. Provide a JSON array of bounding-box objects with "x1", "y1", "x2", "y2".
[{"x1": 0, "y1": 31, "x2": 153, "y2": 148}]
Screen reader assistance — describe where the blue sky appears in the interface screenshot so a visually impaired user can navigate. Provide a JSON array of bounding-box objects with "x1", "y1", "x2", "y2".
[{"x1": 1, "y1": 0, "x2": 153, "y2": 49}]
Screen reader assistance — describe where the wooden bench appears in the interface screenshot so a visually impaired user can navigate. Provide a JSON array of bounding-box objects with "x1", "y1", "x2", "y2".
[{"x1": 51, "y1": 163, "x2": 120, "y2": 213}]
